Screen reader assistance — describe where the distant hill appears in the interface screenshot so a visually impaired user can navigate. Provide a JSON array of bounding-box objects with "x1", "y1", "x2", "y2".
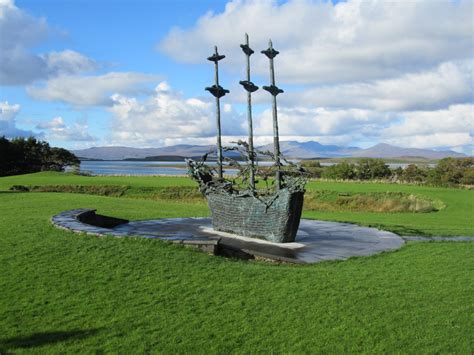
[
  {"x1": 73, "y1": 145, "x2": 215, "y2": 161},
  {"x1": 72, "y1": 141, "x2": 466, "y2": 161},
  {"x1": 351, "y1": 143, "x2": 465, "y2": 159},
  {"x1": 258, "y1": 140, "x2": 360, "y2": 159}
]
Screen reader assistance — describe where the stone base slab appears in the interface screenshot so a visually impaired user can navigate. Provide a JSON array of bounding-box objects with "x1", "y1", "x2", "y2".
[{"x1": 51, "y1": 209, "x2": 409, "y2": 264}]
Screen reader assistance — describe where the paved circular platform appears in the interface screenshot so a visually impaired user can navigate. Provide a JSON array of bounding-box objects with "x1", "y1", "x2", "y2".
[{"x1": 52, "y1": 209, "x2": 405, "y2": 263}]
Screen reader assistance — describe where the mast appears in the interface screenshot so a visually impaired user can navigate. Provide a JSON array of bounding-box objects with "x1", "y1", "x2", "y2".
[
  {"x1": 205, "y1": 46, "x2": 229, "y2": 179},
  {"x1": 261, "y1": 39, "x2": 284, "y2": 190},
  {"x1": 239, "y1": 33, "x2": 259, "y2": 191}
]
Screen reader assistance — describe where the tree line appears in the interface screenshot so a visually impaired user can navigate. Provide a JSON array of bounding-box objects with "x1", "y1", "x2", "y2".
[
  {"x1": 0, "y1": 136, "x2": 79, "y2": 177},
  {"x1": 301, "y1": 157, "x2": 474, "y2": 186}
]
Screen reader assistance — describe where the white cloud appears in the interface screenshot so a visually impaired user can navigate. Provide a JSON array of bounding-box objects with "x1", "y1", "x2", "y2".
[
  {"x1": 0, "y1": 101, "x2": 96, "y2": 142},
  {"x1": 154, "y1": 0, "x2": 473, "y2": 155},
  {"x1": 0, "y1": 0, "x2": 97, "y2": 85},
  {"x1": 283, "y1": 61, "x2": 473, "y2": 111},
  {"x1": 379, "y1": 104, "x2": 473, "y2": 153},
  {"x1": 251, "y1": 104, "x2": 473, "y2": 153},
  {"x1": 36, "y1": 116, "x2": 96, "y2": 142},
  {"x1": 27, "y1": 72, "x2": 160, "y2": 106},
  {"x1": 383, "y1": 133, "x2": 472, "y2": 152},
  {"x1": 382, "y1": 104, "x2": 474, "y2": 138},
  {"x1": 4, "y1": 0, "x2": 471, "y2": 154},
  {"x1": 0, "y1": 101, "x2": 35, "y2": 137},
  {"x1": 0, "y1": 101, "x2": 20, "y2": 121},
  {"x1": 254, "y1": 106, "x2": 392, "y2": 137},
  {"x1": 42, "y1": 50, "x2": 98, "y2": 76},
  {"x1": 102, "y1": 80, "x2": 473, "y2": 154},
  {"x1": 36, "y1": 116, "x2": 66, "y2": 130},
  {"x1": 106, "y1": 81, "x2": 244, "y2": 146},
  {"x1": 159, "y1": 0, "x2": 473, "y2": 84}
]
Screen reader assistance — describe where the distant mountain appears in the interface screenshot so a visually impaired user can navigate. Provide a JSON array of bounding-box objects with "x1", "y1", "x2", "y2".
[
  {"x1": 72, "y1": 145, "x2": 215, "y2": 160},
  {"x1": 258, "y1": 140, "x2": 360, "y2": 159},
  {"x1": 351, "y1": 143, "x2": 465, "y2": 159},
  {"x1": 72, "y1": 141, "x2": 466, "y2": 161}
]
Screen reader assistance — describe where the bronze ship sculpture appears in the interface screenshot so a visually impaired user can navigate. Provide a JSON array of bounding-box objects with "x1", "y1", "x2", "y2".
[{"x1": 187, "y1": 34, "x2": 308, "y2": 243}]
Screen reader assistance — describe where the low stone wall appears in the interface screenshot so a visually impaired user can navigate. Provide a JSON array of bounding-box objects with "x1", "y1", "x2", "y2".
[
  {"x1": 51, "y1": 209, "x2": 219, "y2": 254},
  {"x1": 206, "y1": 189, "x2": 304, "y2": 243},
  {"x1": 76, "y1": 209, "x2": 128, "y2": 228}
]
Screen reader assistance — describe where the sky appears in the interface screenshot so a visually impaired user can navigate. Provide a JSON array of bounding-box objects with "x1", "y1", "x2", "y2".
[{"x1": 0, "y1": 0, "x2": 473, "y2": 154}]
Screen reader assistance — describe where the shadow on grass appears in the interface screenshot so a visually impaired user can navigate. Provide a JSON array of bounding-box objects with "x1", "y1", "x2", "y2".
[{"x1": 0, "y1": 329, "x2": 100, "y2": 352}]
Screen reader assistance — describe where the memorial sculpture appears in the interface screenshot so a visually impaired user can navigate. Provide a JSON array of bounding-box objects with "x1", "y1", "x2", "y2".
[{"x1": 187, "y1": 34, "x2": 308, "y2": 243}]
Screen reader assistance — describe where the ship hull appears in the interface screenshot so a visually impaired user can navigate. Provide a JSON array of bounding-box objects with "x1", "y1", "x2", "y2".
[{"x1": 206, "y1": 189, "x2": 304, "y2": 243}]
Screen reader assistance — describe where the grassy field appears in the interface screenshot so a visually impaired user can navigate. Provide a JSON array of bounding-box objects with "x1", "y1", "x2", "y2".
[
  {"x1": 0, "y1": 172, "x2": 473, "y2": 353},
  {"x1": 1, "y1": 171, "x2": 472, "y2": 236}
]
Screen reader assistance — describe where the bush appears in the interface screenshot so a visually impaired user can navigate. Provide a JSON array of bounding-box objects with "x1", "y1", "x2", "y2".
[
  {"x1": 401, "y1": 164, "x2": 428, "y2": 183},
  {"x1": 305, "y1": 167, "x2": 323, "y2": 178},
  {"x1": 460, "y1": 168, "x2": 474, "y2": 185},
  {"x1": 301, "y1": 160, "x2": 322, "y2": 168},
  {"x1": 323, "y1": 162, "x2": 357, "y2": 180},
  {"x1": 300, "y1": 160, "x2": 323, "y2": 178},
  {"x1": 322, "y1": 159, "x2": 390, "y2": 181},
  {"x1": 21, "y1": 184, "x2": 205, "y2": 201},
  {"x1": 355, "y1": 158, "x2": 391, "y2": 180},
  {"x1": 9, "y1": 185, "x2": 30, "y2": 192},
  {"x1": 29, "y1": 185, "x2": 128, "y2": 197},
  {"x1": 318, "y1": 158, "x2": 472, "y2": 187},
  {"x1": 304, "y1": 190, "x2": 444, "y2": 213},
  {"x1": 427, "y1": 157, "x2": 474, "y2": 186}
]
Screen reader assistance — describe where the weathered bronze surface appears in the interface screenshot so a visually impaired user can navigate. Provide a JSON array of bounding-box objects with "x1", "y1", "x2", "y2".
[
  {"x1": 188, "y1": 35, "x2": 307, "y2": 243},
  {"x1": 262, "y1": 39, "x2": 283, "y2": 190},
  {"x1": 207, "y1": 189, "x2": 304, "y2": 243},
  {"x1": 239, "y1": 33, "x2": 258, "y2": 191},
  {"x1": 204, "y1": 46, "x2": 228, "y2": 179}
]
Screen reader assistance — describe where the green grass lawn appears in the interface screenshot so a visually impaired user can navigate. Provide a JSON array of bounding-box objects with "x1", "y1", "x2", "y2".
[
  {"x1": 2, "y1": 171, "x2": 473, "y2": 236},
  {"x1": 0, "y1": 172, "x2": 473, "y2": 353},
  {"x1": 303, "y1": 180, "x2": 474, "y2": 236},
  {"x1": 0, "y1": 171, "x2": 196, "y2": 189}
]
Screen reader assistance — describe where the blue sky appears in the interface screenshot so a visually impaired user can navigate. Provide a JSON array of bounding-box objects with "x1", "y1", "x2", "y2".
[{"x1": 0, "y1": 0, "x2": 473, "y2": 154}]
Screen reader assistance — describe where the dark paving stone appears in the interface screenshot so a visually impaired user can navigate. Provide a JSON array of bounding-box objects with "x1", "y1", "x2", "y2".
[{"x1": 51, "y1": 209, "x2": 410, "y2": 264}]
